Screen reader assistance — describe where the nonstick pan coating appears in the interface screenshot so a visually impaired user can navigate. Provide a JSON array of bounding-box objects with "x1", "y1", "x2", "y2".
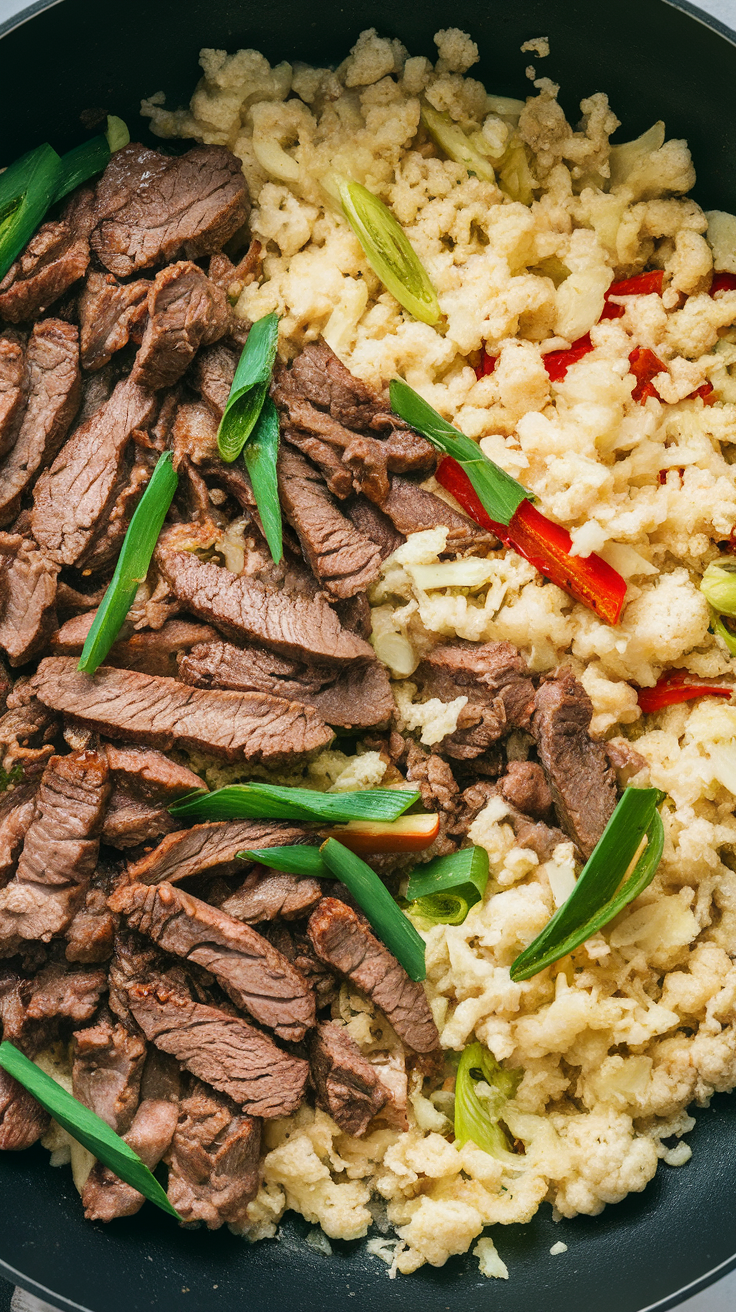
[{"x1": 1, "y1": 1, "x2": 736, "y2": 1308}]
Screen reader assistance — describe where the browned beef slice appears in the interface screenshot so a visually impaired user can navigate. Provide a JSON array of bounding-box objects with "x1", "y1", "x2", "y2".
[
  {"x1": 0, "y1": 331, "x2": 28, "y2": 460},
  {"x1": 532, "y1": 669, "x2": 618, "y2": 858},
  {"x1": 102, "y1": 790, "x2": 180, "y2": 849},
  {"x1": 0, "y1": 748, "x2": 110, "y2": 951},
  {"x1": 52, "y1": 614, "x2": 218, "y2": 678},
  {"x1": 0, "y1": 319, "x2": 81, "y2": 528},
  {"x1": 166, "y1": 1079, "x2": 261, "y2": 1228},
  {"x1": 0, "y1": 695, "x2": 56, "y2": 775},
  {"x1": 72, "y1": 1015, "x2": 146, "y2": 1132},
  {"x1": 277, "y1": 447, "x2": 382, "y2": 599},
  {"x1": 0, "y1": 1068, "x2": 49, "y2": 1148},
  {"x1": 307, "y1": 898, "x2": 439, "y2": 1053},
  {"x1": 124, "y1": 819, "x2": 309, "y2": 886},
  {"x1": 605, "y1": 737, "x2": 648, "y2": 784},
  {"x1": 159, "y1": 550, "x2": 374, "y2": 666},
  {"x1": 280, "y1": 425, "x2": 354, "y2": 499},
  {"x1": 172, "y1": 401, "x2": 219, "y2": 466},
  {"x1": 31, "y1": 375, "x2": 159, "y2": 567},
  {"x1": 0, "y1": 534, "x2": 59, "y2": 667},
  {"x1": 24, "y1": 962, "x2": 107, "y2": 1031},
  {"x1": 416, "y1": 641, "x2": 536, "y2": 760},
  {"x1": 222, "y1": 869, "x2": 322, "y2": 923},
  {"x1": 179, "y1": 639, "x2": 394, "y2": 731},
  {"x1": 265, "y1": 921, "x2": 336, "y2": 1008},
  {"x1": 31, "y1": 657, "x2": 333, "y2": 764},
  {"x1": 0, "y1": 783, "x2": 37, "y2": 888},
  {"x1": 508, "y1": 809, "x2": 568, "y2": 861},
  {"x1": 498, "y1": 761, "x2": 553, "y2": 820},
  {"x1": 79, "y1": 270, "x2": 150, "y2": 372},
  {"x1": 91, "y1": 144, "x2": 250, "y2": 279},
  {"x1": 380, "y1": 477, "x2": 497, "y2": 553},
  {"x1": 65, "y1": 866, "x2": 116, "y2": 963},
  {"x1": 105, "y1": 744, "x2": 203, "y2": 802},
  {"x1": 191, "y1": 341, "x2": 239, "y2": 419},
  {"x1": 209, "y1": 237, "x2": 262, "y2": 298},
  {"x1": 111, "y1": 880, "x2": 316, "y2": 1041},
  {"x1": 0, "y1": 188, "x2": 95, "y2": 324},
  {"x1": 80, "y1": 459, "x2": 153, "y2": 576},
  {"x1": 405, "y1": 741, "x2": 459, "y2": 856},
  {"x1": 84, "y1": 1092, "x2": 180, "y2": 1221},
  {"x1": 345, "y1": 496, "x2": 405, "y2": 560},
  {"x1": 310, "y1": 1020, "x2": 388, "y2": 1136},
  {"x1": 131, "y1": 261, "x2": 230, "y2": 391}
]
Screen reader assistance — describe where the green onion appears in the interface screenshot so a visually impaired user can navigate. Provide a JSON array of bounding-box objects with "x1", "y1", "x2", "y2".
[
  {"x1": 54, "y1": 137, "x2": 111, "y2": 203},
  {"x1": 453, "y1": 1041, "x2": 521, "y2": 1161},
  {"x1": 319, "y1": 837, "x2": 427, "y2": 980},
  {"x1": 420, "y1": 103, "x2": 495, "y2": 183},
  {"x1": 389, "y1": 378, "x2": 531, "y2": 527},
  {"x1": 0, "y1": 145, "x2": 62, "y2": 281},
  {"x1": 406, "y1": 846, "x2": 489, "y2": 925},
  {"x1": 105, "y1": 115, "x2": 130, "y2": 153},
  {"x1": 78, "y1": 452, "x2": 178, "y2": 675},
  {"x1": 701, "y1": 558, "x2": 736, "y2": 615},
  {"x1": 170, "y1": 782, "x2": 419, "y2": 823},
  {"x1": 243, "y1": 396, "x2": 282, "y2": 564},
  {"x1": 0, "y1": 1042, "x2": 180, "y2": 1219},
  {"x1": 510, "y1": 787, "x2": 666, "y2": 982},
  {"x1": 242, "y1": 845, "x2": 327, "y2": 875},
  {"x1": 711, "y1": 609, "x2": 736, "y2": 656},
  {"x1": 337, "y1": 178, "x2": 440, "y2": 327},
  {"x1": 217, "y1": 313, "x2": 279, "y2": 462}
]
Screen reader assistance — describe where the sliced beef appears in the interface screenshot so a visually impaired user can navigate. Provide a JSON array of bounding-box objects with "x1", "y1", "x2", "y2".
[
  {"x1": 158, "y1": 550, "x2": 374, "y2": 666},
  {"x1": 75, "y1": 458, "x2": 152, "y2": 576},
  {"x1": 380, "y1": 476, "x2": 497, "y2": 553},
  {"x1": 507, "y1": 808, "x2": 568, "y2": 861},
  {"x1": 265, "y1": 921, "x2": 336, "y2": 1009},
  {"x1": 79, "y1": 270, "x2": 150, "y2": 371},
  {"x1": 605, "y1": 737, "x2": 648, "y2": 784},
  {"x1": 208, "y1": 237, "x2": 262, "y2": 299},
  {"x1": 307, "y1": 898, "x2": 439, "y2": 1053},
  {"x1": 105, "y1": 744, "x2": 203, "y2": 802},
  {"x1": 65, "y1": 866, "x2": 116, "y2": 963},
  {"x1": 52, "y1": 614, "x2": 219, "y2": 678},
  {"x1": 309, "y1": 1020, "x2": 388, "y2": 1136},
  {"x1": 110, "y1": 880, "x2": 316, "y2": 1042},
  {"x1": 171, "y1": 401, "x2": 219, "y2": 466},
  {"x1": 498, "y1": 761, "x2": 553, "y2": 820},
  {"x1": 0, "y1": 782, "x2": 37, "y2": 888},
  {"x1": 191, "y1": 341, "x2": 239, "y2": 420},
  {"x1": 124, "y1": 819, "x2": 309, "y2": 886},
  {"x1": 532, "y1": 669, "x2": 618, "y2": 858},
  {"x1": 131, "y1": 261, "x2": 230, "y2": 391},
  {"x1": 345, "y1": 496, "x2": 405, "y2": 560},
  {"x1": 179, "y1": 639, "x2": 394, "y2": 730},
  {"x1": 102, "y1": 791, "x2": 180, "y2": 849},
  {"x1": 0, "y1": 959, "x2": 106, "y2": 1050},
  {"x1": 72, "y1": 1015, "x2": 146, "y2": 1132},
  {"x1": 84, "y1": 1082, "x2": 180, "y2": 1221},
  {"x1": 222, "y1": 869, "x2": 322, "y2": 923},
  {"x1": 0, "y1": 330, "x2": 28, "y2": 460},
  {"x1": 416, "y1": 641, "x2": 536, "y2": 760},
  {"x1": 0, "y1": 1068, "x2": 49, "y2": 1149},
  {"x1": 31, "y1": 375, "x2": 159, "y2": 567},
  {"x1": 0, "y1": 319, "x2": 81, "y2": 528},
  {"x1": 166, "y1": 1079, "x2": 261, "y2": 1228},
  {"x1": 91, "y1": 144, "x2": 249, "y2": 279},
  {"x1": 0, "y1": 534, "x2": 59, "y2": 667},
  {"x1": 0, "y1": 748, "x2": 110, "y2": 953},
  {"x1": 277, "y1": 447, "x2": 382, "y2": 599},
  {"x1": 0, "y1": 188, "x2": 95, "y2": 324},
  {"x1": 404, "y1": 741, "x2": 459, "y2": 856},
  {"x1": 0, "y1": 690, "x2": 56, "y2": 776}
]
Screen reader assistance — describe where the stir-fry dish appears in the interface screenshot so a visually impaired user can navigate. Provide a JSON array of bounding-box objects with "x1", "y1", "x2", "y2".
[{"x1": 3, "y1": 23, "x2": 736, "y2": 1280}]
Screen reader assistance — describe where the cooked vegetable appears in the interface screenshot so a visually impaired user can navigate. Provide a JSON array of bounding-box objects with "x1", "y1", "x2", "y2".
[
  {"x1": 474, "y1": 349, "x2": 497, "y2": 380},
  {"x1": 453, "y1": 1041, "x2": 520, "y2": 1161},
  {"x1": 0, "y1": 1042, "x2": 180, "y2": 1219},
  {"x1": 711, "y1": 611, "x2": 736, "y2": 656},
  {"x1": 77, "y1": 452, "x2": 178, "y2": 675},
  {"x1": 600, "y1": 269, "x2": 664, "y2": 319},
  {"x1": 510, "y1": 787, "x2": 666, "y2": 982},
  {"x1": 629, "y1": 346, "x2": 666, "y2": 403},
  {"x1": 217, "y1": 313, "x2": 279, "y2": 461},
  {"x1": 241, "y1": 844, "x2": 327, "y2": 875},
  {"x1": 608, "y1": 120, "x2": 665, "y2": 189},
  {"x1": 543, "y1": 333, "x2": 593, "y2": 382},
  {"x1": 701, "y1": 559, "x2": 736, "y2": 615},
  {"x1": 105, "y1": 115, "x2": 130, "y2": 153},
  {"x1": 319, "y1": 838, "x2": 427, "y2": 980},
  {"x1": 637, "y1": 669, "x2": 733, "y2": 713},
  {"x1": 0, "y1": 145, "x2": 62, "y2": 282},
  {"x1": 322, "y1": 813, "x2": 440, "y2": 855},
  {"x1": 406, "y1": 846, "x2": 489, "y2": 924},
  {"x1": 243, "y1": 396, "x2": 282, "y2": 563},
  {"x1": 337, "y1": 178, "x2": 440, "y2": 326},
  {"x1": 170, "y1": 782, "x2": 420, "y2": 823},
  {"x1": 496, "y1": 136, "x2": 534, "y2": 205},
  {"x1": 711, "y1": 272, "x2": 736, "y2": 296},
  {"x1": 420, "y1": 103, "x2": 495, "y2": 182}
]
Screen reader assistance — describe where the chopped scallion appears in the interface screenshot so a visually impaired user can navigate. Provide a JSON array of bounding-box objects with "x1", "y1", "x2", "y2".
[
  {"x1": 407, "y1": 846, "x2": 489, "y2": 924},
  {"x1": 170, "y1": 782, "x2": 420, "y2": 823},
  {"x1": 241, "y1": 845, "x2": 327, "y2": 876},
  {"x1": 319, "y1": 838, "x2": 427, "y2": 980},
  {"x1": 54, "y1": 136, "x2": 111, "y2": 203},
  {"x1": 243, "y1": 395, "x2": 282, "y2": 563},
  {"x1": 0, "y1": 144, "x2": 62, "y2": 281},
  {"x1": 453, "y1": 1041, "x2": 521, "y2": 1161},
  {"x1": 337, "y1": 178, "x2": 440, "y2": 326},
  {"x1": 217, "y1": 313, "x2": 279, "y2": 462},
  {"x1": 420, "y1": 103, "x2": 495, "y2": 182}
]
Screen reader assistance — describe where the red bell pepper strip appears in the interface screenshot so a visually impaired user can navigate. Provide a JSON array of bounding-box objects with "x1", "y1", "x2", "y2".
[
  {"x1": 436, "y1": 456, "x2": 627, "y2": 625},
  {"x1": 710, "y1": 272, "x2": 736, "y2": 297},
  {"x1": 637, "y1": 669, "x2": 733, "y2": 713},
  {"x1": 600, "y1": 270, "x2": 664, "y2": 320},
  {"x1": 629, "y1": 346, "x2": 666, "y2": 403},
  {"x1": 543, "y1": 333, "x2": 593, "y2": 382},
  {"x1": 691, "y1": 380, "x2": 716, "y2": 404},
  {"x1": 475, "y1": 349, "x2": 497, "y2": 380}
]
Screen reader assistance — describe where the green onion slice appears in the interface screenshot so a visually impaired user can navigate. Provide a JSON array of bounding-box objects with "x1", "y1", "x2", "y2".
[
  {"x1": 389, "y1": 378, "x2": 531, "y2": 527},
  {"x1": 711, "y1": 609, "x2": 736, "y2": 656},
  {"x1": 54, "y1": 136, "x2": 111, "y2": 203},
  {"x1": 0, "y1": 1042, "x2": 180, "y2": 1219},
  {"x1": 244, "y1": 396, "x2": 282, "y2": 564},
  {"x1": 337, "y1": 178, "x2": 440, "y2": 327},
  {"x1": 701, "y1": 558, "x2": 736, "y2": 616},
  {"x1": 217, "y1": 313, "x2": 279, "y2": 462},
  {"x1": 170, "y1": 782, "x2": 420, "y2": 823},
  {"x1": 105, "y1": 115, "x2": 130, "y2": 153},
  {"x1": 242, "y1": 845, "x2": 327, "y2": 876},
  {"x1": 510, "y1": 786, "x2": 666, "y2": 982},
  {"x1": 78, "y1": 452, "x2": 178, "y2": 675},
  {"x1": 420, "y1": 103, "x2": 495, "y2": 183},
  {"x1": 0, "y1": 144, "x2": 62, "y2": 282},
  {"x1": 406, "y1": 846, "x2": 489, "y2": 925},
  {"x1": 319, "y1": 837, "x2": 427, "y2": 980},
  {"x1": 453, "y1": 1041, "x2": 521, "y2": 1161}
]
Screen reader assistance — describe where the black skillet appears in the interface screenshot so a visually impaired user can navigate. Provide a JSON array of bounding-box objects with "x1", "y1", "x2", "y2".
[{"x1": 1, "y1": 0, "x2": 736, "y2": 1307}]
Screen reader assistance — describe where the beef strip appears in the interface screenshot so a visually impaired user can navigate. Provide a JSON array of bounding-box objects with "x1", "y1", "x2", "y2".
[
  {"x1": 72, "y1": 1014, "x2": 146, "y2": 1132},
  {"x1": 110, "y1": 880, "x2": 316, "y2": 1042},
  {"x1": 65, "y1": 864, "x2": 116, "y2": 963},
  {"x1": 209, "y1": 237, "x2": 262, "y2": 298},
  {"x1": 105, "y1": 744, "x2": 203, "y2": 802},
  {"x1": 416, "y1": 641, "x2": 536, "y2": 759},
  {"x1": 52, "y1": 614, "x2": 219, "y2": 678},
  {"x1": 0, "y1": 188, "x2": 95, "y2": 324},
  {"x1": 31, "y1": 375, "x2": 159, "y2": 567},
  {"x1": 345, "y1": 495, "x2": 405, "y2": 560},
  {"x1": 171, "y1": 401, "x2": 219, "y2": 466},
  {"x1": 124, "y1": 819, "x2": 309, "y2": 886},
  {"x1": 0, "y1": 534, "x2": 59, "y2": 667},
  {"x1": 277, "y1": 447, "x2": 382, "y2": 599},
  {"x1": 309, "y1": 1020, "x2": 388, "y2": 1137},
  {"x1": 0, "y1": 319, "x2": 81, "y2": 528},
  {"x1": 380, "y1": 476, "x2": 497, "y2": 553},
  {"x1": 131, "y1": 261, "x2": 230, "y2": 391},
  {"x1": 307, "y1": 898, "x2": 439, "y2": 1053},
  {"x1": 404, "y1": 741, "x2": 459, "y2": 856},
  {"x1": 0, "y1": 748, "x2": 110, "y2": 954},
  {"x1": 178, "y1": 639, "x2": 394, "y2": 730},
  {"x1": 0, "y1": 330, "x2": 28, "y2": 460},
  {"x1": 79, "y1": 271, "x2": 150, "y2": 372},
  {"x1": 451, "y1": 777, "x2": 566, "y2": 859},
  {"x1": 166, "y1": 1078, "x2": 261, "y2": 1228},
  {"x1": 605, "y1": 737, "x2": 649, "y2": 784},
  {"x1": 91, "y1": 144, "x2": 249, "y2": 279},
  {"x1": 265, "y1": 921, "x2": 336, "y2": 1008},
  {"x1": 0, "y1": 694, "x2": 56, "y2": 775},
  {"x1": 0, "y1": 1069, "x2": 49, "y2": 1149},
  {"x1": 76, "y1": 458, "x2": 152, "y2": 575},
  {"x1": 191, "y1": 341, "x2": 239, "y2": 419},
  {"x1": 102, "y1": 791, "x2": 180, "y2": 849},
  {"x1": 0, "y1": 783, "x2": 37, "y2": 888},
  {"x1": 532, "y1": 669, "x2": 618, "y2": 858},
  {"x1": 158, "y1": 549, "x2": 374, "y2": 666},
  {"x1": 222, "y1": 869, "x2": 322, "y2": 923},
  {"x1": 498, "y1": 761, "x2": 553, "y2": 820},
  {"x1": 0, "y1": 959, "x2": 106, "y2": 1052}
]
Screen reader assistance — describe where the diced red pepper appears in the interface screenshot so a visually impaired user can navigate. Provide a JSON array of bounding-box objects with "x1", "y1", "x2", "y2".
[
  {"x1": 475, "y1": 349, "x2": 497, "y2": 380},
  {"x1": 600, "y1": 270, "x2": 665, "y2": 320},
  {"x1": 710, "y1": 272, "x2": 736, "y2": 297},
  {"x1": 637, "y1": 669, "x2": 733, "y2": 713},
  {"x1": 436, "y1": 456, "x2": 627, "y2": 626},
  {"x1": 629, "y1": 346, "x2": 666, "y2": 403},
  {"x1": 543, "y1": 333, "x2": 593, "y2": 382},
  {"x1": 690, "y1": 380, "x2": 716, "y2": 404}
]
